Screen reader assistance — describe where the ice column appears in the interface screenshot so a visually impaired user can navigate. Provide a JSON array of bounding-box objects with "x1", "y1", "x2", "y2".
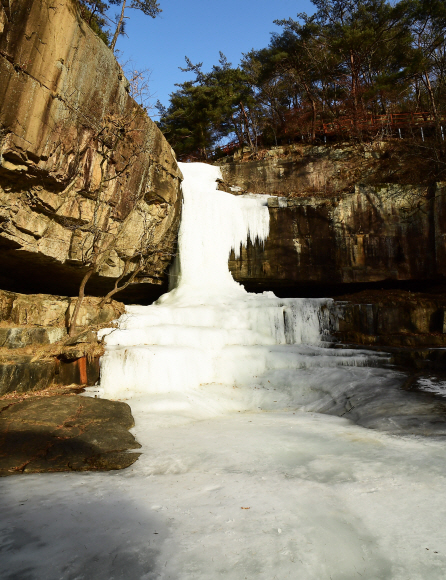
[{"x1": 159, "y1": 162, "x2": 270, "y2": 305}]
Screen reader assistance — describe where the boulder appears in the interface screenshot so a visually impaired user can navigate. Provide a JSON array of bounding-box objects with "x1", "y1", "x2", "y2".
[{"x1": 0, "y1": 395, "x2": 141, "y2": 475}]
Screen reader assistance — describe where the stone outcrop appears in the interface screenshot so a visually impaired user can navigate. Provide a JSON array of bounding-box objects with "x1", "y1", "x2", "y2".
[
  {"x1": 0, "y1": 0, "x2": 182, "y2": 302},
  {"x1": 228, "y1": 182, "x2": 446, "y2": 292},
  {"x1": 290, "y1": 287, "x2": 446, "y2": 370},
  {"x1": 331, "y1": 289, "x2": 446, "y2": 348},
  {"x1": 219, "y1": 144, "x2": 446, "y2": 292},
  {"x1": 0, "y1": 289, "x2": 124, "y2": 329},
  {"x1": 218, "y1": 143, "x2": 384, "y2": 196},
  {"x1": 334, "y1": 303, "x2": 446, "y2": 347}
]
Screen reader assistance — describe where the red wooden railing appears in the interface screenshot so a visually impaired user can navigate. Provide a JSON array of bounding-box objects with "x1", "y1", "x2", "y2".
[
  {"x1": 186, "y1": 110, "x2": 446, "y2": 161},
  {"x1": 284, "y1": 110, "x2": 446, "y2": 136},
  {"x1": 320, "y1": 112, "x2": 445, "y2": 134}
]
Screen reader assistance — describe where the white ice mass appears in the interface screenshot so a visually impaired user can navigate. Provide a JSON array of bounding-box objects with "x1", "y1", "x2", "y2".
[
  {"x1": 1, "y1": 162, "x2": 446, "y2": 580},
  {"x1": 98, "y1": 162, "x2": 378, "y2": 401}
]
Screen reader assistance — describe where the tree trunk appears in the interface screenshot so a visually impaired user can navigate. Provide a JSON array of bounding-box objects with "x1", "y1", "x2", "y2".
[
  {"x1": 414, "y1": 79, "x2": 421, "y2": 112},
  {"x1": 308, "y1": 97, "x2": 317, "y2": 142},
  {"x1": 88, "y1": 2, "x2": 98, "y2": 25},
  {"x1": 240, "y1": 102, "x2": 254, "y2": 150},
  {"x1": 302, "y1": 82, "x2": 317, "y2": 142},
  {"x1": 423, "y1": 70, "x2": 440, "y2": 131},
  {"x1": 69, "y1": 267, "x2": 95, "y2": 337},
  {"x1": 350, "y1": 51, "x2": 359, "y2": 130},
  {"x1": 232, "y1": 115, "x2": 244, "y2": 147},
  {"x1": 250, "y1": 113, "x2": 259, "y2": 153},
  {"x1": 110, "y1": 0, "x2": 126, "y2": 52},
  {"x1": 379, "y1": 93, "x2": 387, "y2": 115},
  {"x1": 98, "y1": 258, "x2": 136, "y2": 307},
  {"x1": 246, "y1": 107, "x2": 259, "y2": 154}
]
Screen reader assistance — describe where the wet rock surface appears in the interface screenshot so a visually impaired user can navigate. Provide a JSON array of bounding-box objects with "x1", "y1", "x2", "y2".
[
  {"x1": 332, "y1": 288, "x2": 446, "y2": 348},
  {"x1": 0, "y1": 289, "x2": 118, "y2": 395},
  {"x1": 220, "y1": 150, "x2": 446, "y2": 293},
  {"x1": 0, "y1": 355, "x2": 56, "y2": 396},
  {"x1": 0, "y1": 351, "x2": 101, "y2": 396},
  {"x1": 0, "y1": 394, "x2": 140, "y2": 476},
  {"x1": 229, "y1": 184, "x2": 446, "y2": 292}
]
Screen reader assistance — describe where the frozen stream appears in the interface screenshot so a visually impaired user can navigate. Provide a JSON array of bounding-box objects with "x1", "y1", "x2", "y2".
[{"x1": 1, "y1": 163, "x2": 446, "y2": 579}]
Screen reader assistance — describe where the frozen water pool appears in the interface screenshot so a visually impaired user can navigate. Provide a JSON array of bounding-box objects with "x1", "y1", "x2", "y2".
[
  {"x1": 1, "y1": 407, "x2": 446, "y2": 579},
  {"x1": 1, "y1": 163, "x2": 446, "y2": 579},
  {"x1": 1, "y1": 404, "x2": 446, "y2": 580}
]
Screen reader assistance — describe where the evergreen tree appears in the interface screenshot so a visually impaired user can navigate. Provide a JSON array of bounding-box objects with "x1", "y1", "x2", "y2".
[
  {"x1": 77, "y1": 0, "x2": 111, "y2": 44},
  {"x1": 407, "y1": 0, "x2": 446, "y2": 121},
  {"x1": 156, "y1": 55, "x2": 256, "y2": 159},
  {"x1": 275, "y1": 0, "x2": 416, "y2": 129},
  {"x1": 158, "y1": 0, "x2": 446, "y2": 154}
]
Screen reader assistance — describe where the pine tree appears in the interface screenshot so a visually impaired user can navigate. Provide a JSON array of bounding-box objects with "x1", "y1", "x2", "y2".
[
  {"x1": 77, "y1": 0, "x2": 111, "y2": 44},
  {"x1": 156, "y1": 55, "x2": 256, "y2": 159}
]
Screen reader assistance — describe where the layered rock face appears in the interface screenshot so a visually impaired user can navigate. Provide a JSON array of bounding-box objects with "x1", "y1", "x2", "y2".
[
  {"x1": 0, "y1": 0, "x2": 182, "y2": 302},
  {"x1": 222, "y1": 151, "x2": 446, "y2": 351},
  {"x1": 0, "y1": 289, "x2": 124, "y2": 395},
  {"x1": 219, "y1": 144, "x2": 360, "y2": 196},
  {"x1": 223, "y1": 153, "x2": 446, "y2": 292}
]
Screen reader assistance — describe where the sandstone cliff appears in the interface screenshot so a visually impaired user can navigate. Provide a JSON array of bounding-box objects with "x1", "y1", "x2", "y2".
[{"x1": 0, "y1": 0, "x2": 182, "y2": 302}]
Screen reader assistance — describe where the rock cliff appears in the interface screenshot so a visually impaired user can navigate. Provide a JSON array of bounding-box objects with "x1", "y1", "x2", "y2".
[
  {"x1": 0, "y1": 0, "x2": 182, "y2": 302},
  {"x1": 220, "y1": 150, "x2": 446, "y2": 294}
]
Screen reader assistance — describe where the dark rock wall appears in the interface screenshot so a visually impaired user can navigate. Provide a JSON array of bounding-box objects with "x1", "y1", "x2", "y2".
[
  {"x1": 229, "y1": 183, "x2": 446, "y2": 293},
  {"x1": 0, "y1": 0, "x2": 182, "y2": 302},
  {"x1": 331, "y1": 289, "x2": 446, "y2": 347}
]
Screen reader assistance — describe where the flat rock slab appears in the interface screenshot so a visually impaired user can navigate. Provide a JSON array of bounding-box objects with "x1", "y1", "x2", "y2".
[{"x1": 0, "y1": 395, "x2": 141, "y2": 476}]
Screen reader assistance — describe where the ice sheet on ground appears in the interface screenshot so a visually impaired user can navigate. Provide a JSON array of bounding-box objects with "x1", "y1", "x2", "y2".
[{"x1": 2, "y1": 410, "x2": 446, "y2": 580}]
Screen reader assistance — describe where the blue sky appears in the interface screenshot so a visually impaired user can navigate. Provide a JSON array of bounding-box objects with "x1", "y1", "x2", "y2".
[{"x1": 108, "y1": 0, "x2": 315, "y2": 116}]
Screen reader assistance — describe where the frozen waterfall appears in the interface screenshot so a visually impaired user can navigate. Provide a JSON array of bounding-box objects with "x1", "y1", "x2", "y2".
[{"x1": 99, "y1": 162, "x2": 379, "y2": 400}]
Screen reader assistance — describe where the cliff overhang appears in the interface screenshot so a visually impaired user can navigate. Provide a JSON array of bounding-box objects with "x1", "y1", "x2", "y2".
[{"x1": 0, "y1": 0, "x2": 182, "y2": 303}]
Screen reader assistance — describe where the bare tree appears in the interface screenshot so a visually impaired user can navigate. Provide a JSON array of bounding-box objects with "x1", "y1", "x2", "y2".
[
  {"x1": 118, "y1": 58, "x2": 153, "y2": 110},
  {"x1": 98, "y1": 209, "x2": 174, "y2": 307},
  {"x1": 56, "y1": 106, "x2": 167, "y2": 337}
]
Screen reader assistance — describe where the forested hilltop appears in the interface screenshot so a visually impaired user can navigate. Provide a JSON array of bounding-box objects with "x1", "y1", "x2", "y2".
[{"x1": 156, "y1": 0, "x2": 446, "y2": 168}]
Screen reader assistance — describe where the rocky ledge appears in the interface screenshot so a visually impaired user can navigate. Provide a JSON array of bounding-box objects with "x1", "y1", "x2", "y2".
[
  {"x1": 331, "y1": 288, "x2": 446, "y2": 370},
  {"x1": 0, "y1": 391, "x2": 140, "y2": 476}
]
